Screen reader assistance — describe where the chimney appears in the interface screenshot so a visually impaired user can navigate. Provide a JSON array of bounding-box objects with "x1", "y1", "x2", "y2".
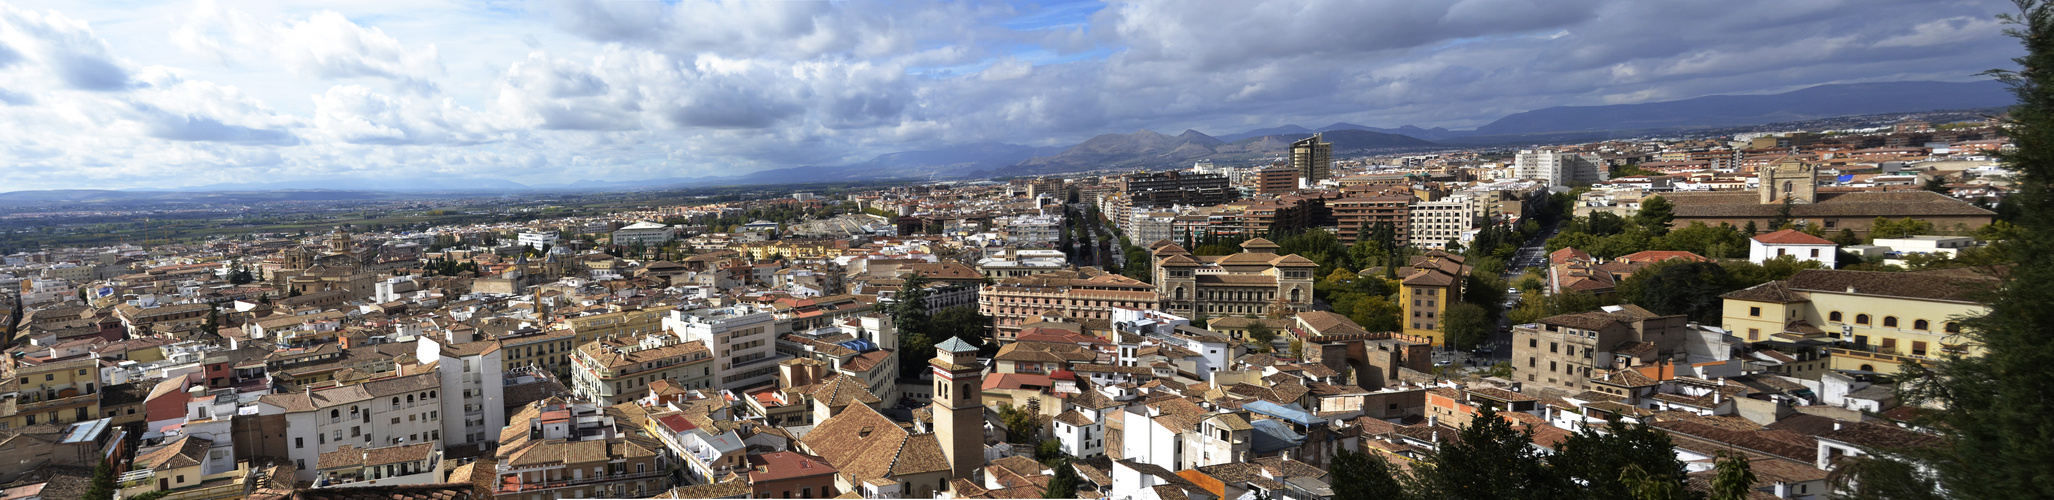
[{"x1": 1833, "y1": 421, "x2": 1843, "y2": 431}]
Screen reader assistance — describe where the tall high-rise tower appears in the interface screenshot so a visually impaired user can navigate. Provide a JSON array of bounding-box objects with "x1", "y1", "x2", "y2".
[
  {"x1": 1290, "y1": 133, "x2": 1332, "y2": 183},
  {"x1": 931, "y1": 336, "x2": 986, "y2": 479}
]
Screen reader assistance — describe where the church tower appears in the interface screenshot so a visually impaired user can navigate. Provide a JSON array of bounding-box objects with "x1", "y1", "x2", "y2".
[
  {"x1": 931, "y1": 337, "x2": 986, "y2": 480},
  {"x1": 1759, "y1": 158, "x2": 1818, "y2": 204}
]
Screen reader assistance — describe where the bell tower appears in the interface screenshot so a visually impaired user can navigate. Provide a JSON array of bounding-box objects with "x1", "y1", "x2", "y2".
[
  {"x1": 1759, "y1": 159, "x2": 1817, "y2": 204},
  {"x1": 931, "y1": 336, "x2": 985, "y2": 480}
]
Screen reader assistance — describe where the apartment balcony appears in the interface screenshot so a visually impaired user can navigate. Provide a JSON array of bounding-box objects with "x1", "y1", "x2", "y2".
[
  {"x1": 495, "y1": 470, "x2": 666, "y2": 493},
  {"x1": 18, "y1": 392, "x2": 98, "y2": 413}
]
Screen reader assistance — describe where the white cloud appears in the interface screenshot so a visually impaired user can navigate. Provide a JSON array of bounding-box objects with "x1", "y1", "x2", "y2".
[{"x1": 0, "y1": 0, "x2": 2029, "y2": 191}]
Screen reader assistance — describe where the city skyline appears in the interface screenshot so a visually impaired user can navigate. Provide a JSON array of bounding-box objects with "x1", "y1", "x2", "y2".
[{"x1": 0, "y1": 0, "x2": 2023, "y2": 191}]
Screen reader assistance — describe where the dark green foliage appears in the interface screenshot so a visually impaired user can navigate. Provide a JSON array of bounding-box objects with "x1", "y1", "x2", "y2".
[
  {"x1": 1045, "y1": 459, "x2": 1080, "y2": 499},
  {"x1": 81, "y1": 458, "x2": 117, "y2": 500},
  {"x1": 1709, "y1": 452, "x2": 1757, "y2": 500},
  {"x1": 1766, "y1": 196, "x2": 1796, "y2": 231},
  {"x1": 1332, "y1": 449, "x2": 1412, "y2": 500},
  {"x1": 1551, "y1": 419, "x2": 1690, "y2": 500},
  {"x1": 997, "y1": 403, "x2": 1040, "y2": 443},
  {"x1": 1875, "y1": 4, "x2": 2054, "y2": 499},
  {"x1": 892, "y1": 273, "x2": 936, "y2": 376},
  {"x1": 1035, "y1": 439, "x2": 1065, "y2": 466},
  {"x1": 1622, "y1": 261, "x2": 1733, "y2": 324},
  {"x1": 1441, "y1": 302, "x2": 1493, "y2": 350},
  {"x1": 1412, "y1": 406, "x2": 1570, "y2": 499}
]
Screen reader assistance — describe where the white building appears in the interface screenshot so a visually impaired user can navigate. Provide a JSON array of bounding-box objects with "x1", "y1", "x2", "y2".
[
  {"x1": 517, "y1": 232, "x2": 559, "y2": 250},
  {"x1": 1871, "y1": 235, "x2": 1977, "y2": 259},
  {"x1": 257, "y1": 372, "x2": 447, "y2": 481},
  {"x1": 664, "y1": 305, "x2": 787, "y2": 391},
  {"x1": 611, "y1": 221, "x2": 677, "y2": 246},
  {"x1": 995, "y1": 213, "x2": 1064, "y2": 247},
  {"x1": 1125, "y1": 210, "x2": 1177, "y2": 246},
  {"x1": 1409, "y1": 195, "x2": 1481, "y2": 249},
  {"x1": 1515, "y1": 149, "x2": 1607, "y2": 187},
  {"x1": 1749, "y1": 229, "x2": 1838, "y2": 265},
  {"x1": 415, "y1": 331, "x2": 507, "y2": 450}
]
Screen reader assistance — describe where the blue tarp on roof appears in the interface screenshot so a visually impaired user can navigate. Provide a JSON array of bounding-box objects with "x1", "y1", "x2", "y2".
[
  {"x1": 839, "y1": 339, "x2": 878, "y2": 352},
  {"x1": 1838, "y1": 174, "x2": 1855, "y2": 183},
  {"x1": 1243, "y1": 400, "x2": 1327, "y2": 426},
  {"x1": 1249, "y1": 419, "x2": 1304, "y2": 454}
]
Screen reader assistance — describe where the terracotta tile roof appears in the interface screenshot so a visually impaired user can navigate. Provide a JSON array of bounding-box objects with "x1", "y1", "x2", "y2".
[
  {"x1": 136, "y1": 435, "x2": 211, "y2": 471},
  {"x1": 1721, "y1": 280, "x2": 1810, "y2": 304},
  {"x1": 1784, "y1": 269, "x2": 1995, "y2": 303},
  {"x1": 1752, "y1": 229, "x2": 1835, "y2": 245},
  {"x1": 286, "y1": 483, "x2": 477, "y2": 500}
]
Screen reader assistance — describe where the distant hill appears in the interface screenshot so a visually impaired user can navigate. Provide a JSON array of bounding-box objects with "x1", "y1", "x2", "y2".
[
  {"x1": 154, "y1": 178, "x2": 532, "y2": 192},
  {"x1": 546, "y1": 142, "x2": 1063, "y2": 190},
  {"x1": 1217, "y1": 124, "x2": 1313, "y2": 142},
  {"x1": 1472, "y1": 80, "x2": 2014, "y2": 136},
  {"x1": 1004, "y1": 128, "x2": 1435, "y2": 176}
]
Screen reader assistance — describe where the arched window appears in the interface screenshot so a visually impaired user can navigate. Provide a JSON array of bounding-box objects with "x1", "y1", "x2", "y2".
[
  {"x1": 1859, "y1": 364, "x2": 1875, "y2": 372},
  {"x1": 1883, "y1": 316, "x2": 1898, "y2": 328},
  {"x1": 1829, "y1": 311, "x2": 1843, "y2": 322},
  {"x1": 1783, "y1": 181, "x2": 1793, "y2": 196},
  {"x1": 392, "y1": 397, "x2": 401, "y2": 407},
  {"x1": 1856, "y1": 314, "x2": 1871, "y2": 325},
  {"x1": 330, "y1": 409, "x2": 340, "y2": 419},
  {"x1": 1290, "y1": 288, "x2": 1302, "y2": 302},
  {"x1": 1913, "y1": 319, "x2": 1930, "y2": 331},
  {"x1": 1945, "y1": 322, "x2": 1962, "y2": 334},
  {"x1": 1174, "y1": 287, "x2": 1186, "y2": 301}
]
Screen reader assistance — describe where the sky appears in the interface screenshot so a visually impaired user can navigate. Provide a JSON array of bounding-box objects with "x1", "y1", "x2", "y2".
[{"x1": 0, "y1": 0, "x2": 2024, "y2": 190}]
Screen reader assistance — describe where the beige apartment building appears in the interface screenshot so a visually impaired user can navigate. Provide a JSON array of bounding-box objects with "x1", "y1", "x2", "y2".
[
  {"x1": 1513, "y1": 305, "x2": 1691, "y2": 393},
  {"x1": 1720, "y1": 269, "x2": 1991, "y2": 375}
]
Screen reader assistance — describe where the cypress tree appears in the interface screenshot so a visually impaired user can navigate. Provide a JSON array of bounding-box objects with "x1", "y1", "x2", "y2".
[{"x1": 1857, "y1": 3, "x2": 2054, "y2": 499}]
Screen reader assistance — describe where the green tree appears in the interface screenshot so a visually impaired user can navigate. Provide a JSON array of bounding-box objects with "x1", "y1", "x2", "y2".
[
  {"x1": 1441, "y1": 302, "x2": 1493, "y2": 350},
  {"x1": 1552, "y1": 419, "x2": 1689, "y2": 500},
  {"x1": 1413, "y1": 406, "x2": 1569, "y2": 500},
  {"x1": 997, "y1": 403, "x2": 1040, "y2": 443},
  {"x1": 1873, "y1": 4, "x2": 2054, "y2": 499},
  {"x1": 891, "y1": 273, "x2": 936, "y2": 376},
  {"x1": 1620, "y1": 261, "x2": 1732, "y2": 324},
  {"x1": 80, "y1": 458, "x2": 117, "y2": 500},
  {"x1": 1708, "y1": 452, "x2": 1757, "y2": 500},
  {"x1": 1246, "y1": 320, "x2": 1278, "y2": 348},
  {"x1": 1045, "y1": 459, "x2": 1080, "y2": 499},
  {"x1": 1034, "y1": 439, "x2": 1065, "y2": 466},
  {"x1": 1331, "y1": 449, "x2": 1412, "y2": 500},
  {"x1": 1636, "y1": 195, "x2": 1676, "y2": 236}
]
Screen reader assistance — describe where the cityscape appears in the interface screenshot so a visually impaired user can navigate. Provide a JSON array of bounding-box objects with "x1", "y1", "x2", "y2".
[{"x1": 0, "y1": 1, "x2": 2050, "y2": 500}]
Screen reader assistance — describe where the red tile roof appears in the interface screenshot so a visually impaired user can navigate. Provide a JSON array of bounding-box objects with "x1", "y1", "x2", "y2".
[{"x1": 1751, "y1": 229, "x2": 1835, "y2": 245}]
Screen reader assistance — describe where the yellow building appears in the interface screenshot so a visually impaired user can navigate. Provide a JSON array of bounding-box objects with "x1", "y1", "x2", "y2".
[
  {"x1": 6, "y1": 358, "x2": 103, "y2": 429},
  {"x1": 1719, "y1": 269, "x2": 1990, "y2": 375},
  {"x1": 565, "y1": 307, "x2": 668, "y2": 347},
  {"x1": 1397, "y1": 251, "x2": 1469, "y2": 347}
]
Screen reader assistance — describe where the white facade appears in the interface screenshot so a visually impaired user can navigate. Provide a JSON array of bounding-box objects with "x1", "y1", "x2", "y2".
[
  {"x1": 262, "y1": 373, "x2": 448, "y2": 481},
  {"x1": 664, "y1": 305, "x2": 787, "y2": 390},
  {"x1": 1515, "y1": 150, "x2": 1607, "y2": 187},
  {"x1": 415, "y1": 335, "x2": 507, "y2": 449},
  {"x1": 612, "y1": 221, "x2": 677, "y2": 246},
  {"x1": 1409, "y1": 195, "x2": 1481, "y2": 249},
  {"x1": 996, "y1": 213, "x2": 1064, "y2": 247},
  {"x1": 517, "y1": 232, "x2": 559, "y2": 249},
  {"x1": 1749, "y1": 239, "x2": 1837, "y2": 265},
  {"x1": 1125, "y1": 210, "x2": 1177, "y2": 246}
]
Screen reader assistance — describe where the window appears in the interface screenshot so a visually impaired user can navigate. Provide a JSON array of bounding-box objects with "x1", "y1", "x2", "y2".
[
  {"x1": 1810, "y1": 249, "x2": 1820, "y2": 258},
  {"x1": 1945, "y1": 322, "x2": 1962, "y2": 334},
  {"x1": 1748, "y1": 328, "x2": 1759, "y2": 341},
  {"x1": 1883, "y1": 316, "x2": 1899, "y2": 328},
  {"x1": 1856, "y1": 314, "x2": 1871, "y2": 325},
  {"x1": 1912, "y1": 341, "x2": 1928, "y2": 357},
  {"x1": 1749, "y1": 306, "x2": 1761, "y2": 317},
  {"x1": 1914, "y1": 319, "x2": 1929, "y2": 331},
  {"x1": 1829, "y1": 311, "x2": 1843, "y2": 322}
]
